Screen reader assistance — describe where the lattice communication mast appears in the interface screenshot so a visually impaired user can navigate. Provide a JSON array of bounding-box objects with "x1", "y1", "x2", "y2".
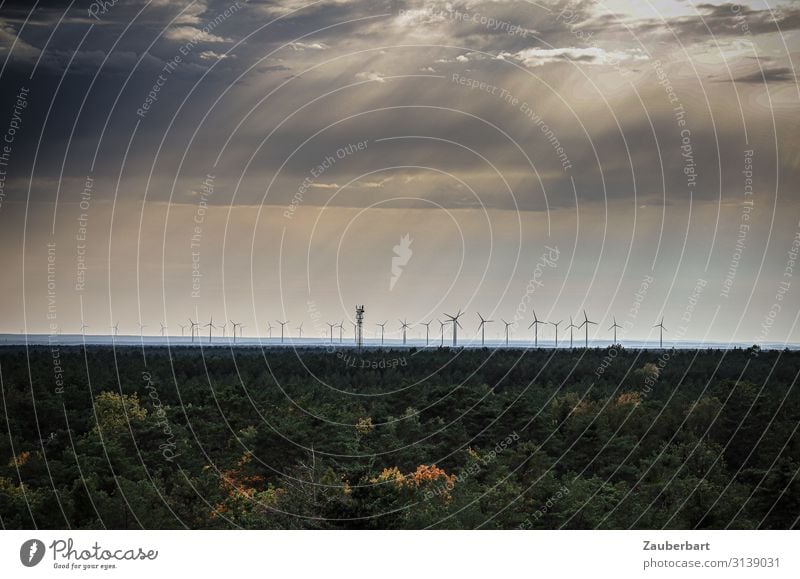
[{"x1": 355, "y1": 305, "x2": 365, "y2": 351}]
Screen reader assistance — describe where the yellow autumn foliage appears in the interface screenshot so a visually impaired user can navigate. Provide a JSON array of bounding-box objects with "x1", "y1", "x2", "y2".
[
  {"x1": 616, "y1": 392, "x2": 642, "y2": 407},
  {"x1": 355, "y1": 417, "x2": 375, "y2": 435}
]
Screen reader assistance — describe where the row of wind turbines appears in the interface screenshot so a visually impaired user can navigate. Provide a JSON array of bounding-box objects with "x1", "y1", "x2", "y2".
[
  {"x1": 386, "y1": 310, "x2": 666, "y2": 349},
  {"x1": 98, "y1": 317, "x2": 254, "y2": 343},
  {"x1": 82, "y1": 310, "x2": 669, "y2": 349}
]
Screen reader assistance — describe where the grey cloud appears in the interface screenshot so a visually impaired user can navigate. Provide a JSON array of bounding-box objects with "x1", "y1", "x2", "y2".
[
  {"x1": 730, "y1": 66, "x2": 796, "y2": 84},
  {"x1": 624, "y1": 3, "x2": 800, "y2": 41},
  {"x1": 1, "y1": 0, "x2": 797, "y2": 216},
  {"x1": 540, "y1": 1, "x2": 800, "y2": 44}
]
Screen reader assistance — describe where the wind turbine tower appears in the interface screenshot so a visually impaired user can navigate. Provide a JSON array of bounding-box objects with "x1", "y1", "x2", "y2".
[
  {"x1": 276, "y1": 320, "x2": 289, "y2": 344},
  {"x1": 376, "y1": 321, "x2": 387, "y2": 346},
  {"x1": 230, "y1": 321, "x2": 241, "y2": 343},
  {"x1": 550, "y1": 320, "x2": 562, "y2": 348},
  {"x1": 421, "y1": 320, "x2": 432, "y2": 346},
  {"x1": 566, "y1": 316, "x2": 578, "y2": 349},
  {"x1": 444, "y1": 310, "x2": 464, "y2": 347},
  {"x1": 654, "y1": 318, "x2": 667, "y2": 349},
  {"x1": 609, "y1": 317, "x2": 622, "y2": 344},
  {"x1": 399, "y1": 319, "x2": 410, "y2": 345},
  {"x1": 501, "y1": 319, "x2": 512, "y2": 346},
  {"x1": 203, "y1": 316, "x2": 218, "y2": 344},
  {"x1": 528, "y1": 310, "x2": 544, "y2": 348},
  {"x1": 477, "y1": 313, "x2": 493, "y2": 347},
  {"x1": 580, "y1": 310, "x2": 597, "y2": 348}
]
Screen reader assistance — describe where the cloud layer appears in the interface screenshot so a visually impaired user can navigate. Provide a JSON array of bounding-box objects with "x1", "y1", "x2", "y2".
[{"x1": 0, "y1": 0, "x2": 798, "y2": 343}]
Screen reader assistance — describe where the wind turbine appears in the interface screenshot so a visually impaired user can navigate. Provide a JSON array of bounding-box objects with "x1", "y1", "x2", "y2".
[
  {"x1": 444, "y1": 310, "x2": 464, "y2": 347},
  {"x1": 230, "y1": 321, "x2": 241, "y2": 343},
  {"x1": 267, "y1": 322, "x2": 274, "y2": 339},
  {"x1": 79, "y1": 322, "x2": 89, "y2": 336},
  {"x1": 337, "y1": 321, "x2": 344, "y2": 343},
  {"x1": 477, "y1": 313, "x2": 493, "y2": 346},
  {"x1": 137, "y1": 321, "x2": 147, "y2": 337},
  {"x1": 327, "y1": 322, "x2": 336, "y2": 343},
  {"x1": 377, "y1": 321, "x2": 387, "y2": 346},
  {"x1": 421, "y1": 321, "x2": 432, "y2": 346},
  {"x1": 550, "y1": 320, "x2": 562, "y2": 348},
  {"x1": 566, "y1": 316, "x2": 578, "y2": 349},
  {"x1": 220, "y1": 321, "x2": 227, "y2": 339},
  {"x1": 203, "y1": 315, "x2": 218, "y2": 344},
  {"x1": 609, "y1": 316, "x2": 622, "y2": 344},
  {"x1": 579, "y1": 310, "x2": 597, "y2": 348},
  {"x1": 528, "y1": 310, "x2": 545, "y2": 348},
  {"x1": 178, "y1": 323, "x2": 186, "y2": 337},
  {"x1": 276, "y1": 320, "x2": 289, "y2": 343},
  {"x1": 111, "y1": 322, "x2": 119, "y2": 337},
  {"x1": 160, "y1": 322, "x2": 167, "y2": 337},
  {"x1": 501, "y1": 319, "x2": 512, "y2": 346},
  {"x1": 188, "y1": 319, "x2": 198, "y2": 343},
  {"x1": 296, "y1": 322, "x2": 303, "y2": 339},
  {"x1": 351, "y1": 322, "x2": 357, "y2": 344},
  {"x1": 439, "y1": 320, "x2": 446, "y2": 346},
  {"x1": 654, "y1": 318, "x2": 667, "y2": 349},
  {"x1": 399, "y1": 319, "x2": 410, "y2": 345}
]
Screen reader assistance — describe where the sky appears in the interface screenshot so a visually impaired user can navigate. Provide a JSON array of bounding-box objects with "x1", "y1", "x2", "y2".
[{"x1": 0, "y1": 0, "x2": 798, "y2": 344}]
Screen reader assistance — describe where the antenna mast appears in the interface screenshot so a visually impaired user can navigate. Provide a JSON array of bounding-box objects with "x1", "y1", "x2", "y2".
[{"x1": 355, "y1": 305, "x2": 365, "y2": 351}]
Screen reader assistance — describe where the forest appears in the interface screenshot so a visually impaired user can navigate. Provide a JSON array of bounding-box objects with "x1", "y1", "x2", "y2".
[{"x1": 1, "y1": 345, "x2": 798, "y2": 529}]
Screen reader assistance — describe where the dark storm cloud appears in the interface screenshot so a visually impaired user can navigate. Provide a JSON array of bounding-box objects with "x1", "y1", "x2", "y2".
[
  {"x1": 543, "y1": 1, "x2": 800, "y2": 43},
  {"x1": 0, "y1": 0, "x2": 90, "y2": 25},
  {"x1": 0, "y1": 0, "x2": 264, "y2": 207},
  {"x1": 0, "y1": 0, "x2": 797, "y2": 215},
  {"x1": 620, "y1": 3, "x2": 800, "y2": 40},
  {"x1": 730, "y1": 66, "x2": 796, "y2": 84}
]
